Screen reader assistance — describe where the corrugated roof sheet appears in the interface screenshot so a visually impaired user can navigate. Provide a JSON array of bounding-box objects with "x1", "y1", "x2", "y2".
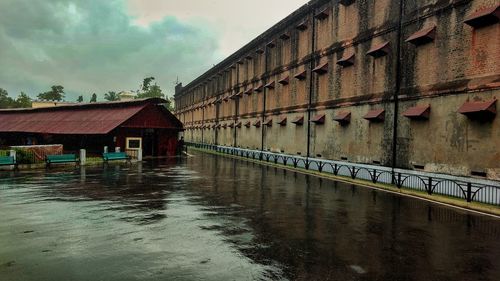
[
  {"x1": 0, "y1": 104, "x2": 146, "y2": 134},
  {"x1": 0, "y1": 98, "x2": 181, "y2": 135}
]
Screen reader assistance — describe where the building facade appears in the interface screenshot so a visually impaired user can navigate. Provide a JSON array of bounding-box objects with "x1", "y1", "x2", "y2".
[{"x1": 174, "y1": 0, "x2": 499, "y2": 180}]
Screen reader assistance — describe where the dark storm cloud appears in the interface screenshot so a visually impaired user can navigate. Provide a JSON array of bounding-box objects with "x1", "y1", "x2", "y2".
[{"x1": 0, "y1": 0, "x2": 221, "y2": 100}]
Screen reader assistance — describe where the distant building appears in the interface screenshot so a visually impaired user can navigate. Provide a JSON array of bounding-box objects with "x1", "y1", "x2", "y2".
[
  {"x1": 32, "y1": 101, "x2": 77, "y2": 108},
  {"x1": 118, "y1": 91, "x2": 136, "y2": 101},
  {"x1": 0, "y1": 98, "x2": 184, "y2": 157}
]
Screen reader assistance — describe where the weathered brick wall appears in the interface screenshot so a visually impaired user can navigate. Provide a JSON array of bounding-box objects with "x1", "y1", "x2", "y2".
[{"x1": 175, "y1": 0, "x2": 500, "y2": 180}]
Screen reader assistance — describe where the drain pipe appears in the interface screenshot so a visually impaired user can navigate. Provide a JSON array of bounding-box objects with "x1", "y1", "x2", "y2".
[
  {"x1": 391, "y1": 1, "x2": 405, "y2": 173},
  {"x1": 234, "y1": 65, "x2": 240, "y2": 148},
  {"x1": 215, "y1": 86, "x2": 220, "y2": 146},
  {"x1": 191, "y1": 93, "x2": 194, "y2": 142},
  {"x1": 261, "y1": 43, "x2": 270, "y2": 154},
  {"x1": 201, "y1": 85, "x2": 205, "y2": 144},
  {"x1": 306, "y1": 9, "x2": 316, "y2": 161}
]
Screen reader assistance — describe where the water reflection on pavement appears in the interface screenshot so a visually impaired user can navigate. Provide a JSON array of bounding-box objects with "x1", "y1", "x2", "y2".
[{"x1": 0, "y1": 151, "x2": 499, "y2": 281}]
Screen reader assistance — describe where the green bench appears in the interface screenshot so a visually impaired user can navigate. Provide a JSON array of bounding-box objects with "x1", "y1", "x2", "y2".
[
  {"x1": 0, "y1": 156, "x2": 18, "y2": 170},
  {"x1": 102, "y1": 152, "x2": 131, "y2": 164},
  {"x1": 46, "y1": 154, "x2": 79, "y2": 168}
]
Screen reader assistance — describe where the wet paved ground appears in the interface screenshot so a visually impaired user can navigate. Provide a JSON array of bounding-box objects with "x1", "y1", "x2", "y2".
[{"x1": 1, "y1": 151, "x2": 499, "y2": 281}]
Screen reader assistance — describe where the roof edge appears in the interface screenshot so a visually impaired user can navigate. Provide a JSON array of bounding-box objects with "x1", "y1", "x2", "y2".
[{"x1": 0, "y1": 98, "x2": 168, "y2": 114}]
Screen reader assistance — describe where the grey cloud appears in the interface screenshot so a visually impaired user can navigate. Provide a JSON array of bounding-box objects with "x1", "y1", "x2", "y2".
[{"x1": 0, "y1": 0, "x2": 222, "y2": 100}]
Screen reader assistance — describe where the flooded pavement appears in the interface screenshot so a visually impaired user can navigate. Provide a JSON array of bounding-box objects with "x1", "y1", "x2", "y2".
[{"x1": 1, "y1": 151, "x2": 499, "y2": 281}]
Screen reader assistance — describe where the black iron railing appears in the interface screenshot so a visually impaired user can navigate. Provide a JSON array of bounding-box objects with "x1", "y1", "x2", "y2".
[{"x1": 186, "y1": 142, "x2": 500, "y2": 206}]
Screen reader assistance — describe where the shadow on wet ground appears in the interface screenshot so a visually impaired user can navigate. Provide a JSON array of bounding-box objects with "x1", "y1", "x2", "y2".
[{"x1": 0, "y1": 151, "x2": 499, "y2": 281}]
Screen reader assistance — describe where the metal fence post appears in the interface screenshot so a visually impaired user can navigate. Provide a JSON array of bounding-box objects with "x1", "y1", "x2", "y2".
[
  {"x1": 467, "y1": 183, "x2": 472, "y2": 202},
  {"x1": 427, "y1": 177, "x2": 433, "y2": 195}
]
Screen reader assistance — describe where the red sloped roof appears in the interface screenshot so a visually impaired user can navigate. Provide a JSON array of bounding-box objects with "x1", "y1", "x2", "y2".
[{"x1": 0, "y1": 98, "x2": 181, "y2": 135}]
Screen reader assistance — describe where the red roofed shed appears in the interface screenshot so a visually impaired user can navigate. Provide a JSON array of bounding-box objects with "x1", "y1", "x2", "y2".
[{"x1": 0, "y1": 98, "x2": 183, "y2": 157}]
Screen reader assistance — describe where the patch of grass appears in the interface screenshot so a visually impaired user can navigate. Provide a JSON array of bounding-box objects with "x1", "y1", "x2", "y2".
[{"x1": 86, "y1": 157, "x2": 103, "y2": 164}]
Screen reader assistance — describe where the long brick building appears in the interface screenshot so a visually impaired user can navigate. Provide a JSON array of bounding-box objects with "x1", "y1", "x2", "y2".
[{"x1": 174, "y1": 0, "x2": 499, "y2": 180}]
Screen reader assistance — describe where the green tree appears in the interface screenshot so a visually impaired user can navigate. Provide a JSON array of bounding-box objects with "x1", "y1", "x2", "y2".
[
  {"x1": 0, "y1": 88, "x2": 15, "y2": 108},
  {"x1": 90, "y1": 93, "x2": 97, "y2": 103},
  {"x1": 166, "y1": 97, "x2": 174, "y2": 111},
  {"x1": 16, "y1": 92, "x2": 32, "y2": 108},
  {"x1": 37, "y1": 85, "x2": 65, "y2": 101},
  {"x1": 104, "y1": 91, "x2": 119, "y2": 101},
  {"x1": 136, "y1": 77, "x2": 165, "y2": 99},
  {"x1": 141, "y1": 77, "x2": 155, "y2": 92},
  {"x1": 77, "y1": 95, "x2": 84, "y2": 102}
]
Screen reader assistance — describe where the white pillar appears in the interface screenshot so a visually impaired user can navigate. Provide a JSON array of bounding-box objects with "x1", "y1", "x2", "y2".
[
  {"x1": 115, "y1": 147, "x2": 121, "y2": 153},
  {"x1": 137, "y1": 149, "x2": 143, "y2": 161},
  {"x1": 9, "y1": 150, "x2": 16, "y2": 161},
  {"x1": 80, "y1": 149, "x2": 86, "y2": 165},
  {"x1": 104, "y1": 146, "x2": 108, "y2": 153},
  {"x1": 80, "y1": 165, "x2": 86, "y2": 183}
]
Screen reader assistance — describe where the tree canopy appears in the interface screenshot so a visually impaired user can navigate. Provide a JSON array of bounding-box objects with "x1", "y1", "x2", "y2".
[
  {"x1": 90, "y1": 93, "x2": 97, "y2": 103},
  {"x1": 37, "y1": 85, "x2": 65, "y2": 101},
  {"x1": 104, "y1": 91, "x2": 119, "y2": 101},
  {"x1": 136, "y1": 77, "x2": 165, "y2": 99},
  {"x1": 16, "y1": 92, "x2": 32, "y2": 108},
  {"x1": 0, "y1": 88, "x2": 33, "y2": 109}
]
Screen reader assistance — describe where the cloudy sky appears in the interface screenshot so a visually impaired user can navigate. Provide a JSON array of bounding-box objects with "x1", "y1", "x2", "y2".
[{"x1": 0, "y1": 0, "x2": 307, "y2": 101}]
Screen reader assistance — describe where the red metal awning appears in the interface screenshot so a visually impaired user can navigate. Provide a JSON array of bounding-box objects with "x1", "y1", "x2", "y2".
[
  {"x1": 406, "y1": 25, "x2": 436, "y2": 46},
  {"x1": 367, "y1": 41, "x2": 390, "y2": 58},
  {"x1": 254, "y1": 84, "x2": 264, "y2": 93},
  {"x1": 265, "y1": 81, "x2": 276, "y2": 89},
  {"x1": 280, "y1": 33, "x2": 290, "y2": 40},
  {"x1": 403, "y1": 105, "x2": 431, "y2": 119},
  {"x1": 333, "y1": 111, "x2": 351, "y2": 124},
  {"x1": 263, "y1": 119, "x2": 273, "y2": 127},
  {"x1": 278, "y1": 76, "x2": 290, "y2": 85},
  {"x1": 278, "y1": 116, "x2": 287, "y2": 126},
  {"x1": 364, "y1": 109, "x2": 385, "y2": 121},
  {"x1": 294, "y1": 70, "x2": 307, "y2": 80},
  {"x1": 315, "y1": 8, "x2": 329, "y2": 20},
  {"x1": 292, "y1": 116, "x2": 304, "y2": 125},
  {"x1": 296, "y1": 21, "x2": 308, "y2": 31},
  {"x1": 244, "y1": 121, "x2": 251, "y2": 128},
  {"x1": 337, "y1": 53, "x2": 355, "y2": 67},
  {"x1": 310, "y1": 114, "x2": 326, "y2": 124},
  {"x1": 253, "y1": 120, "x2": 261, "y2": 127},
  {"x1": 458, "y1": 99, "x2": 496, "y2": 118},
  {"x1": 464, "y1": 5, "x2": 500, "y2": 28},
  {"x1": 312, "y1": 62, "x2": 329, "y2": 75}
]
